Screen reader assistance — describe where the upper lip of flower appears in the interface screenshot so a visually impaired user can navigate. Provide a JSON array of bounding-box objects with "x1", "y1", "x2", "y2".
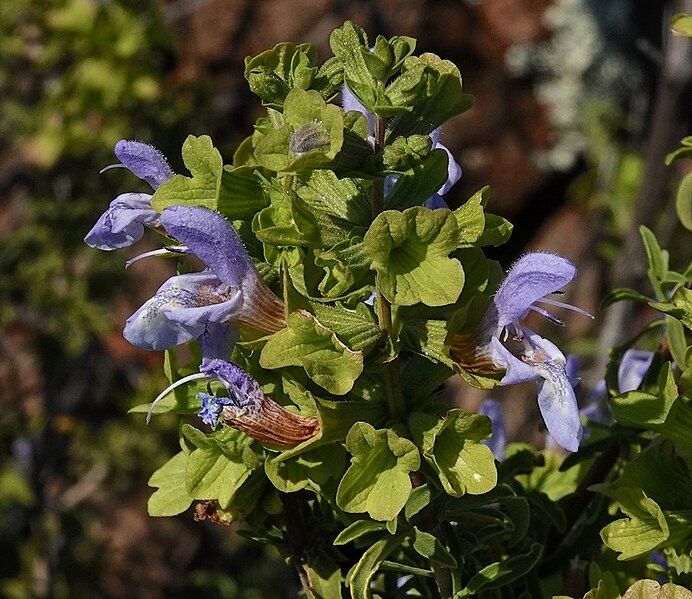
[{"x1": 101, "y1": 139, "x2": 174, "y2": 191}]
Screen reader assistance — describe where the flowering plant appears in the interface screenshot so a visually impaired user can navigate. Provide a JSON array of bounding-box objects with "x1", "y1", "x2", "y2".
[{"x1": 86, "y1": 21, "x2": 692, "y2": 598}]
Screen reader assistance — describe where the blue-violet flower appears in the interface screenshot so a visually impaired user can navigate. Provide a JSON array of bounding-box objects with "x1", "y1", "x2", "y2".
[
  {"x1": 451, "y1": 252, "x2": 593, "y2": 452},
  {"x1": 123, "y1": 206, "x2": 285, "y2": 355}
]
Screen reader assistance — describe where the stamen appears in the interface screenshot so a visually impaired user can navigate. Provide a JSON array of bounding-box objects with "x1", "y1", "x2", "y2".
[
  {"x1": 147, "y1": 372, "x2": 210, "y2": 423},
  {"x1": 125, "y1": 245, "x2": 188, "y2": 268},
  {"x1": 536, "y1": 297, "x2": 594, "y2": 319},
  {"x1": 99, "y1": 163, "x2": 127, "y2": 174},
  {"x1": 529, "y1": 305, "x2": 565, "y2": 327}
]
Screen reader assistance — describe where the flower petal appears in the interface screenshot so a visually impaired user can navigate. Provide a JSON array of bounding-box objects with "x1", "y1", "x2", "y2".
[
  {"x1": 160, "y1": 206, "x2": 253, "y2": 289},
  {"x1": 478, "y1": 399, "x2": 507, "y2": 459},
  {"x1": 163, "y1": 289, "x2": 242, "y2": 327},
  {"x1": 493, "y1": 253, "x2": 577, "y2": 327},
  {"x1": 123, "y1": 272, "x2": 231, "y2": 350},
  {"x1": 490, "y1": 336, "x2": 538, "y2": 385},
  {"x1": 581, "y1": 380, "x2": 612, "y2": 425},
  {"x1": 423, "y1": 194, "x2": 449, "y2": 209},
  {"x1": 196, "y1": 323, "x2": 237, "y2": 361},
  {"x1": 565, "y1": 354, "x2": 581, "y2": 387},
  {"x1": 342, "y1": 84, "x2": 375, "y2": 132},
  {"x1": 114, "y1": 140, "x2": 173, "y2": 189},
  {"x1": 434, "y1": 142, "x2": 462, "y2": 195},
  {"x1": 84, "y1": 193, "x2": 157, "y2": 250},
  {"x1": 618, "y1": 349, "x2": 654, "y2": 393},
  {"x1": 536, "y1": 365, "x2": 582, "y2": 452}
]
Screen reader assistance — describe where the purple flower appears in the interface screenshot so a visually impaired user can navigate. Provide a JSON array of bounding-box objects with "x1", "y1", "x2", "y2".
[
  {"x1": 452, "y1": 253, "x2": 593, "y2": 452},
  {"x1": 577, "y1": 349, "x2": 654, "y2": 428},
  {"x1": 618, "y1": 349, "x2": 654, "y2": 393},
  {"x1": 147, "y1": 358, "x2": 319, "y2": 447},
  {"x1": 85, "y1": 141, "x2": 173, "y2": 250},
  {"x1": 478, "y1": 399, "x2": 507, "y2": 459},
  {"x1": 342, "y1": 84, "x2": 461, "y2": 204},
  {"x1": 123, "y1": 206, "x2": 285, "y2": 355}
]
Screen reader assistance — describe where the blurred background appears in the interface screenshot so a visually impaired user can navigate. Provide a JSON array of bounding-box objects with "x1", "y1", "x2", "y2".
[{"x1": 0, "y1": 0, "x2": 690, "y2": 597}]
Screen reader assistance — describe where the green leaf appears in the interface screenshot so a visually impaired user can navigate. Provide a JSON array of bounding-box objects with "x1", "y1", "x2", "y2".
[
  {"x1": 650, "y1": 287, "x2": 692, "y2": 329},
  {"x1": 671, "y1": 13, "x2": 692, "y2": 37},
  {"x1": 453, "y1": 187, "x2": 487, "y2": 247},
  {"x1": 398, "y1": 314, "x2": 451, "y2": 365},
  {"x1": 334, "y1": 520, "x2": 388, "y2": 546},
  {"x1": 311, "y1": 302, "x2": 384, "y2": 354},
  {"x1": 478, "y1": 213, "x2": 513, "y2": 247},
  {"x1": 601, "y1": 287, "x2": 651, "y2": 309},
  {"x1": 296, "y1": 170, "x2": 371, "y2": 227},
  {"x1": 600, "y1": 488, "x2": 672, "y2": 560},
  {"x1": 313, "y1": 238, "x2": 372, "y2": 299},
  {"x1": 387, "y1": 52, "x2": 474, "y2": 138},
  {"x1": 526, "y1": 491, "x2": 567, "y2": 533},
  {"x1": 623, "y1": 580, "x2": 692, "y2": 599},
  {"x1": 182, "y1": 425, "x2": 260, "y2": 510},
  {"x1": 347, "y1": 533, "x2": 406, "y2": 599},
  {"x1": 605, "y1": 441, "x2": 692, "y2": 511},
  {"x1": 329, "y1": 21, "x2": 381, "y2": 113},
  {"x1": 665, "y1": 136, "x2": 692, "y2": 165},
  {"x1": 382, "y1": 134, "x2": 433, "y2": 172},
  {"x1": 264, "y1": 443, "x2": 348, "y2": 494},
  {"x1": 253, "y1": 186, "x2": 311, "y2": 247},
  {"x1": 455, "y1": 543, "x2": 543, "y2": 597},
  {"x1": 611, "y1": 363, "x2": 692, "y2": 450},
  {"x1": 304, "y1": 549, "x2": 344, "y2": 599},
  {"x1": 336, "y1": 422, "x2": 420, "y2": 521},
  {"x1": 583, "y1": 572, "x2": 621, "y2": 599},
  {"x1": 379, "y1": 561, "x2": 434, "y2": 578},
  {"x1": 384, "y1": 150, "x2": 449, "y2": 211},
  {"x1": 313, "y1": 56, "x2": 344, "y2": 100},
  {"x1": 404, "y1": 483, "x2": 439, "y2": 521},
  {"x1": 516, "y1": 448, "x2": 591, "y2": 502},
  {"x1": 151, "y1": 135, "x2": 267, "y2": 218},
  {"x1": 244, "y1": 42, "x2": 317, "y2": 108},
  {"x1": 675, "y1": 172, "x2": 692, "y2": 230},
  {"x1": 640, "y1": 226, "x2": 669, "y2": 294},
  {"x1": 409, "y1": 409, "x2": 497, "y2": 497},
  {"x1": 411, "y1": 528, "x2": 458, "y2": 567},
  {"x1": 364, "y1": 207, "x2": 464, "y2": 306},
  {"x1": 499, "y1": 496, "x2": 531, "y2": 547},
  {"x1": 260, "y1": 310, "x2": 364, "y2": 395},
  {"x1": 147, "y1": 452, "x2": 193, "y2": 517},
  {"x1": 667, "y1": 316, "x2": 687, "y2": 368}
]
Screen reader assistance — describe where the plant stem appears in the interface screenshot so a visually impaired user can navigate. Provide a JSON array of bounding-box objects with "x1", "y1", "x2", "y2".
[{"x1": 372, "y1": 115, "x2": 407, "y2": 422}]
